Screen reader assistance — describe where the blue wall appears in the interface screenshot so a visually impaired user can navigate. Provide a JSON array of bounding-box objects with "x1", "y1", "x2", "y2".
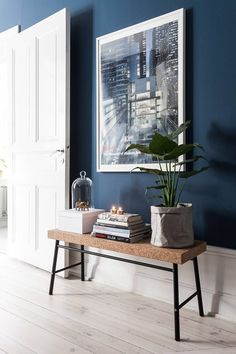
[{"x1": 0, "y1": 0, "x2": 236, "y2": 249}]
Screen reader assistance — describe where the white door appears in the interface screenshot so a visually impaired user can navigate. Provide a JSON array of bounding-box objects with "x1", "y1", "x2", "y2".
[
  {"x1": 8, "y1": 9, "x2": 70, "y2": 272},
  {"x1": 0, "y1": 27, "x2": 19, "y2": 227},
  {"x1": 0, "y1": 26, "x2": 19, "y2": 151}
]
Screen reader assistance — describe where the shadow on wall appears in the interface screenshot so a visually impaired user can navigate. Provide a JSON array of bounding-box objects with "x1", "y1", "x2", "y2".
[
  {"x1": 208, "y1": 122, "x2": 236, "y2": 171},
  {"x1": 204, "y1": 210, "x2": 236, "y2": 249},
  {"x1": 70, "y1": 6, "x2": 94, "y2": 188},
  {"x1": 119, "y1": 177, "x2": 150, "y2": 219},
  {"x1": 203, "y1": 122, "x2": 236, "y2": 248},
  {"x1": 118, "y1": 172, "x2": 163, "y2": 222}
]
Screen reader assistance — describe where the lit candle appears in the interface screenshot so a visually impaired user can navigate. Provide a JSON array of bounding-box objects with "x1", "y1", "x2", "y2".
[
  {"x1": 110, "y1": 205, "x2": 117, "y2": 214},
  {"x1": 117, "y1": 206, "x2": 124, "y2": 215}
]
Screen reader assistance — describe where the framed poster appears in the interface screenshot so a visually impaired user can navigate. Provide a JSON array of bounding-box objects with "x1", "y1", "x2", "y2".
[{"x1": 97, "y1": 8, "x2": 185, "y2": 172}]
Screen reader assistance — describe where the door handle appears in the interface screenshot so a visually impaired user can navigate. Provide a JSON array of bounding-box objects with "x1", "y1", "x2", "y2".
[
  {"x1": 50, "y1": 149, "x2": 65, "y2": 164},
  {"x1": 50, "y1": 149, "x2": 65, "y2": 158}
]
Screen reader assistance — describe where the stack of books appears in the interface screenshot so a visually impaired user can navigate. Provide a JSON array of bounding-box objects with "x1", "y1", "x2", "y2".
[{"x1": 92, "y1": 212, "x2": 151, "y2": 243}]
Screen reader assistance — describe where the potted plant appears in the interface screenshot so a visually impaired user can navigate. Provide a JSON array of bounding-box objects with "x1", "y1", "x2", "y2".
[{"x1": 125, "y1": 121, "x2": 208, "y2": 248}]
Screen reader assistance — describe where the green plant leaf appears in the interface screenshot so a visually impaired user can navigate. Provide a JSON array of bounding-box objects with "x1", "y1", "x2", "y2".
[
  {"x1": 124, "y1": 144, "x2": 151, "y2": 154},
  {"x1": 168, "y1": 120, "x2": 191, "y2": 140},
  {"x1": 131, "y1": 166, "x2": 166, "y2": 176},
  {"x1": 173, "y1": 155, "x2": 207, "y2": 166},
  {"x1": 146, "y1": 185, "x2": 166, "y2": 190},
  {"x1": 179, "y1": 166, "x2": 209, "y2": 178},
  {"x1": 163, "y1": 143, "x2": 203, "y2": 160},
  {"x1": 149, "y1": 133, "x2": 177, "y2": 156}
]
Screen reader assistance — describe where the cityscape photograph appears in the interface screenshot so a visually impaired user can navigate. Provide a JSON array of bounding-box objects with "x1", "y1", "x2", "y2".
[{"x1": 99, "y1": 19, "x2": 179, "y2": 168}]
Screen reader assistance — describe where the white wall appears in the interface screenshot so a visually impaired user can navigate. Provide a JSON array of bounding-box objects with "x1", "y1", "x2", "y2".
[{"x1": 69, "y1": 245, "x2": 236, "y2": 323}]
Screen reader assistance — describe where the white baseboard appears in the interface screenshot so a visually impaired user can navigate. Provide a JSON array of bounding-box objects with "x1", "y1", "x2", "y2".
[{"x1": 69, "y1": 244, "x2": 236, "y2": 322}]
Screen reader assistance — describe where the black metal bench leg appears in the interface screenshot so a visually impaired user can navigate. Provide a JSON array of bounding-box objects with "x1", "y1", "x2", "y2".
[
  {"x1": 81, "y1": 245, "x2": 85, "y2": 281},
  {"x1": 49, "y1": 240, "x2": 59, "y2": 295},
  {"x1": 193, "y1": 257, "x2": 204, "y2": 317},
  {"x1": 173, "y1": 263, "x2": 180, "y2": 341}
]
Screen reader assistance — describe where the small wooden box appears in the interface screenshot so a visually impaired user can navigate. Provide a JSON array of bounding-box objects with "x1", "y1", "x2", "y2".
[{"x1": 57, "y1": 208, "x2": 105, "y2": 234}]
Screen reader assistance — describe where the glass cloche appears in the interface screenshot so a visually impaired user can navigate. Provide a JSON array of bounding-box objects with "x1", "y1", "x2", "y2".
[{"x1": 71, "y1": 171, "x2": 93, "y2": 210}]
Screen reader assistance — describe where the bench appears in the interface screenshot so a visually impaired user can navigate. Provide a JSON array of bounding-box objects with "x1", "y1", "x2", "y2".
[{"x1": 48, "y1": 229, "x2": 207, "y2": 341}]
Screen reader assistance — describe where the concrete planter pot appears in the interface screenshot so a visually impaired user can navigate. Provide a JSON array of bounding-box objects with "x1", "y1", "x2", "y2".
[{"x1": 151, "y1": 203, "x2": 194, "y2": 248}]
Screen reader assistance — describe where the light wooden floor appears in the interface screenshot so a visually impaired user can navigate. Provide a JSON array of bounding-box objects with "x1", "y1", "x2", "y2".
[{"x1": 0, "y1": 255, "x2": 236, "y2": 354}]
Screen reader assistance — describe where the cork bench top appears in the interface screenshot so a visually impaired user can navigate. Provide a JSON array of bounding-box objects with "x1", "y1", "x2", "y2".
[{"x1": 48, "y1": 229, "x2": 206, "y2": 264}]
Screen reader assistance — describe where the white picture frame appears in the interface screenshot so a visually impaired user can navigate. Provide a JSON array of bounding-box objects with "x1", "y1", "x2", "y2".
[{"x1": 96, "y1": 8, "x2": 185, "y2": 172}]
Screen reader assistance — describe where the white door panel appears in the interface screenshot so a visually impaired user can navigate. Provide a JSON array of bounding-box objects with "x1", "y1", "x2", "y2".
[
  {"x1": 11, "y1": 184, "x2": 34, "y2": 246},
  {"x1": 14, "y1": 40, "x2": 34, "y2": 144},
  {"x1": 0, "y1": 58, "x2": 10, "y2": 146},
  {"x1": 7, "y1": 9, "x2": 70, "y2": 272},
  {"x1": 0, "y1": 26, "x2": 19, "y2": 146},
  {"x1": 38, "y1": 30, "x2": 58, "y2": 141}
]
